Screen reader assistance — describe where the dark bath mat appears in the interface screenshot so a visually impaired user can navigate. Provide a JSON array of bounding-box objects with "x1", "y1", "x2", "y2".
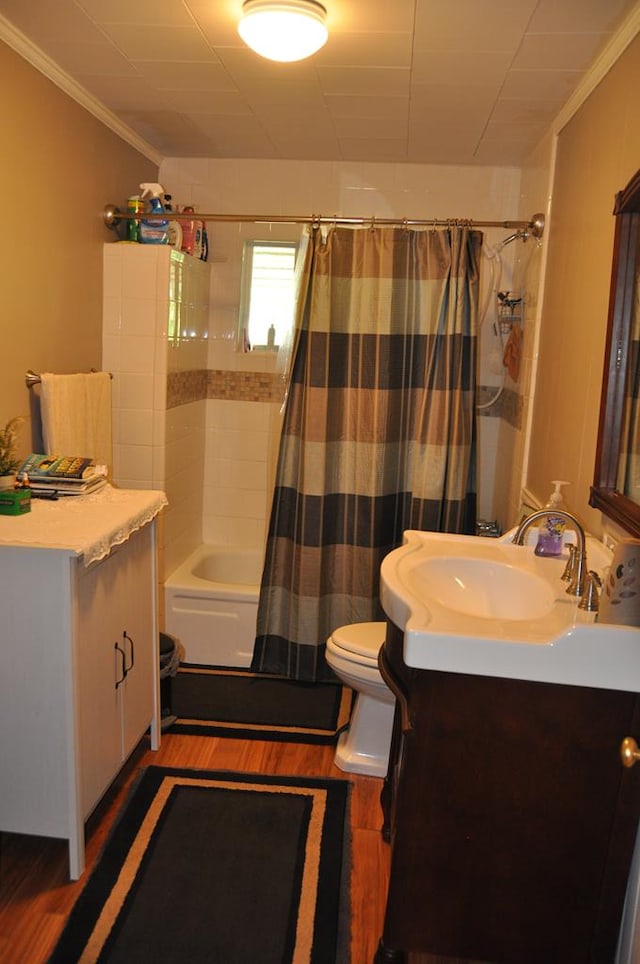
[
  {"x1": 48, "y1": 765, "x2": 351, "y2": 964},
  {"x1": 168, "y1": 665, "x2": 353, "y2": 743}
]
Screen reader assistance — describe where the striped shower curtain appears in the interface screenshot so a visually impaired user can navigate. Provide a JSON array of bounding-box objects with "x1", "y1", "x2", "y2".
[{"x1": 252, "y1": 224, "x2": 482, "y2": 681}]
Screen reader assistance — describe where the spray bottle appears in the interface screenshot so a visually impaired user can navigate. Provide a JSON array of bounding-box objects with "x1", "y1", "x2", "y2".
[
  {"x1": 534, "y1": 480, "x2": 570, "y2": 557},
  {"x1": 139, "y1": 183, "x2": 169, "y2": 244}
]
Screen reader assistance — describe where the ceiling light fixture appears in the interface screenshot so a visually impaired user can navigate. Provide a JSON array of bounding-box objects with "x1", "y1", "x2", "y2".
[{"x1": 238, "y1": 0, "x2": 328, "y2": 63}]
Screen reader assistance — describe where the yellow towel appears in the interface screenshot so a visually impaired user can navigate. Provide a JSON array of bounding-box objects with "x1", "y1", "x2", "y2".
[{"x1": 40, "y1": 372, "x2": 112, "y2": 469}]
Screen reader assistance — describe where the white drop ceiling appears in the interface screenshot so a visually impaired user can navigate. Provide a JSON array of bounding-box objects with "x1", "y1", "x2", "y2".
[{"x1": 0, "y1": 0, "x2": 638, "y2": 165}]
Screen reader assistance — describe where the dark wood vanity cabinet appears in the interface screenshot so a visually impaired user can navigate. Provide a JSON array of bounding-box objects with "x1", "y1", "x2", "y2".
[{"x1": 376, "y1": 621, "x2": 640, "y2": 964}]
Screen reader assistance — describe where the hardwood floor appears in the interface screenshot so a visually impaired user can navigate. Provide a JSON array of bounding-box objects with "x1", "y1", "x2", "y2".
[
  {"x1": 0, "y1": 730, "x2": 485, "y2": 963},
  {"x1": 0, "y1": 731, "x2": 392, "y2": 963}
]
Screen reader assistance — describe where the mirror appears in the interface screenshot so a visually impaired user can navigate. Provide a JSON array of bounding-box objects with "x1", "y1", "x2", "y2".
[{"x1": 591, "y1": 168, "x2": 640, "y2": 536}]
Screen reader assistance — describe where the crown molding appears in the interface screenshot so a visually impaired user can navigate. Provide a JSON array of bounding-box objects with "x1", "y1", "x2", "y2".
[
  {"x1": 0, "y1": 14, "x2": 162, "y2": 166},
  {"x1": 553, "y1": 1, "x2": 640, "y2": 135}
]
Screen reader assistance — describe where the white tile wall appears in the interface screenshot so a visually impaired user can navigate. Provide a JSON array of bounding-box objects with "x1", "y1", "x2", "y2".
[
  {"x1": 141, "y1": 158, "x2": 528, "y2": 558},
  {"x1": 164, "y1": 400, "x2": 206, "y2": 573},
  {"x1": 160, "y1": 160, "x2": 523, "y2": 385},
  {"x1": 477, "y1": 416, "x2": 500, "y2": 524},
  {"x1": 160, "y1": 158, "x2": 524, "y2": 528},
  {"x1": 203, "y1": 398, "x2": 271, "y2": 548},
  {"x1": 102, "y1": 243, "x2": 210, "y2": 578}
]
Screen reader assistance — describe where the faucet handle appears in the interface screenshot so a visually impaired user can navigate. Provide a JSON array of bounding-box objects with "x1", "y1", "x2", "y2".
[
  {"x1": 566, "y1": 546, "x2": 588, "y2": 597},
  {"x1": 561, "y1": 544, "x2": 577, "y2": 582},
  {"x1": 579, "y1": 570, "x2": 602, "y2": 612}
]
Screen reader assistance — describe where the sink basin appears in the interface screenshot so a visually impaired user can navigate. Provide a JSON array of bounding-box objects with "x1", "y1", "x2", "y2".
[
  {"x1": 380, "y1": 529, "x2": 640, "y2": 692},
  {"x1": 412, "y1": 556, "x2": 556, "y2": 620}
]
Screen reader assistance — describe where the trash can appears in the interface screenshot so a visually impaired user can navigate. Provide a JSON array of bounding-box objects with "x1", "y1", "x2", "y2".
[{"x1": 159, "y1": 631, "x2": 180, "y2": 730}]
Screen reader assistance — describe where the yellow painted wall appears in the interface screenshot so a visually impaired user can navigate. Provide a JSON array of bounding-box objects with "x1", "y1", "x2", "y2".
[
  {"x1": 0, "y1": 40, "x2": 157, "y2": 456},
  {"x1": 2, "y1": 22, "x2": 640, "y2": 545},
  {"x1": 526, "y1": 32, "x2": 640, "y2": 538}
]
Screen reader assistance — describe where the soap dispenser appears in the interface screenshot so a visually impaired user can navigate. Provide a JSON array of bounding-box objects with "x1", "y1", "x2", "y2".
[{"x1": 534, "y1": 480, "x2": 569, "y2": 557}]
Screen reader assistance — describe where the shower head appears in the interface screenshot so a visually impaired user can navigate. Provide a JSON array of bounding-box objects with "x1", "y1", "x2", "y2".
[
  {"x1": 499, "y1": 213, "x2": 546, "y2": 250},
  {"x1": 500, "y1": 230, "x2": 526, "y2": 246}
]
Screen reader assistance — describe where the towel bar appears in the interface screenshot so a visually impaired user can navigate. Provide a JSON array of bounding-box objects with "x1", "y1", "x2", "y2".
[{"x1": 25, "y1": 369, "x2": 113, "y2": 388}]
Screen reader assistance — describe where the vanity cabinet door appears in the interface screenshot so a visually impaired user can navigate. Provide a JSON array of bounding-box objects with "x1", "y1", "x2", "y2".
[
  {"x1": 0, "y1": 549, "x2": 77, "y2": 842},
  {"x1": 378, "y1": 660, "x2": 640, "y2": 964},
  {"x1": 75, "y1": 525, "x2": 154, "y2": 817},
  {"x1": 116, "y1": 526, "x2": 155, "y2": 759},
  {"x1": 75, "y1": 548, "x2": 123, "y2": 816}
]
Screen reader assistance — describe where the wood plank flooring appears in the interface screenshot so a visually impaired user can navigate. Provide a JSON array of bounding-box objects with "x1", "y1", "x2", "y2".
[
  {"x1": 0, "y1": 731, "x2": 390, "y2": 963},
  {"x1": 0, "y1": 730, "x2": 480, "y2": 963}
]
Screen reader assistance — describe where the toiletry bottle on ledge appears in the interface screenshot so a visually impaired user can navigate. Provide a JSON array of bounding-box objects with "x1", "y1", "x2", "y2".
[
  {"x1": 180, "y1": 206, "x2": 203, "y2": 257},
  {"x1": 535, "y1": 480, "x2": 569, "y2": 557},
  {"x1": 139, "y1": 183, "x2": 169, "y2": 244},
  {"x1": 125, "y1": 195, "x2": 143, "y2": 242}
]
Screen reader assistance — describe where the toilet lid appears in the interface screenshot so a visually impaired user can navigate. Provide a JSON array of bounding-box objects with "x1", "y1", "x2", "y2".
[{"x1": 330, "y1": 621, "x2": 387, "y2": 660}]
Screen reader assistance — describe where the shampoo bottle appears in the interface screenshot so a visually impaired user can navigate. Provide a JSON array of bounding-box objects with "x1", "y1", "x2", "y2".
[
  {"x1": 125, "y1": 195, "x2": 143, "y2": 242},
  {"x1": 534, "y1": 480, "x2": 569, "y2": 557},
  {"x1": 180, "y1": 205, "x2": 203, "y2": 257},
  {"x1": 139, "y1": 183, "x2": 169, "y2": 244}
]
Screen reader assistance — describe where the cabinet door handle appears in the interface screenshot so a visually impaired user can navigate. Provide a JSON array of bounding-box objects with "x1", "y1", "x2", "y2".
[
  {"x1": 114, "y1": 641, "x2": 127, "y2": 689},
  {"x1": 123, "y1": 631, "x2": 135, "y2": 674},
  {"x1": 621, "y1": 737, "x2": 640, "y2": 768}
]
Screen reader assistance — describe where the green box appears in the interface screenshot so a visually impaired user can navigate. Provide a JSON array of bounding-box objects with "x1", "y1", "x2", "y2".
[{"x1": 0, "y1": 487, "x2": 31, "y2": 515}]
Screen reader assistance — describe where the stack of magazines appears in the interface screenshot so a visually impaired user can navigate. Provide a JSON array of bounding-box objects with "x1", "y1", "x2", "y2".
[{"x1": 18, "y1": 453, "x2": 108, "y2": 496}]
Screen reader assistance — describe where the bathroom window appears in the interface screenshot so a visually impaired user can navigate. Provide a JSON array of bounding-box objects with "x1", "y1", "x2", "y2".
[{"x1": 239, "y1": 241, "x2": 297, "y2": 351}]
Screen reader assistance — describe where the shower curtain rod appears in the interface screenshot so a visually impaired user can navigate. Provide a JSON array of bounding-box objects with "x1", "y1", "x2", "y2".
[{"x1": 103, "y1": 204, "x2": 544, "y2": 235}]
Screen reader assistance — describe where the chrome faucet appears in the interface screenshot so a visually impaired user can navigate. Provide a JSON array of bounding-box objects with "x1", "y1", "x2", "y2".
[{"x1": 512, "y1": 509, "x2": 588, "y2": 599}]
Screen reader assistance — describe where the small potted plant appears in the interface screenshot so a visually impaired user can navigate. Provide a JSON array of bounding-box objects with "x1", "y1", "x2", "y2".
[{"x1": 0, "y1": 417, "x2": 24, "y2": 490}]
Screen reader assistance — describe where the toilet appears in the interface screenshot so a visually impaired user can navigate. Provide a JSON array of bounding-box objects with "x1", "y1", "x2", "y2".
[{"x1": 325, "y1": 621, "x2": 395, "y2": 778}]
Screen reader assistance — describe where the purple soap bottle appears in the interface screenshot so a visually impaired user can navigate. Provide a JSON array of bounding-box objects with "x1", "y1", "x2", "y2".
[{"x1": 534, "y1": 480, "x2": 570, "y2": 557}]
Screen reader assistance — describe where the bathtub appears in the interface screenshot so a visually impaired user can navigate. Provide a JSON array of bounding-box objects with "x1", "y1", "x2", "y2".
[{"x1": 164, "y1": 545, "x2": 263, "y2": 667}]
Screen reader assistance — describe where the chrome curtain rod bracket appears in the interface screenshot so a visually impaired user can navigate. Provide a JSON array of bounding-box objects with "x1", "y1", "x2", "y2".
[{"x1": 103, "y1": 203, "x2": 544, "y2": 237}]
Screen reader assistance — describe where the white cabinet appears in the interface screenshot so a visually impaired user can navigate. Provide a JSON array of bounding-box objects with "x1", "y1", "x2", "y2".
[
  {"x1": 75, "y1": 526, "x2": 156, "y2": 820},
  {"x1": 0, "y1": 499, "x2": 162, "y2": 880}
]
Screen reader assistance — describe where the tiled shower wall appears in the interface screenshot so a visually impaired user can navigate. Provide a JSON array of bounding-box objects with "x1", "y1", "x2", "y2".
[
  {"x1": 102, "y1": 243, "x2": 210, "y2": 578},
  {"x1": 103, "y1": 159, "x2": 519, "y2": 572},
  {"x1": 158, "y1": 156, "x2": 526, "y2": 537},
  {"x1": 474, "y1": 233, "x2": 544, "y2": 531},
  {"x1": 104, "y1": 159, "x2": 531, "y2": 569},
  {"x1": 199, "y1": 354, "x2": 283, "y2": 550}
]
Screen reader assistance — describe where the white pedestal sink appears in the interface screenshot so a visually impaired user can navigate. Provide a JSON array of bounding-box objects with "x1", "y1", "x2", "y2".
[
  {"x1": 379, "y1": 527, "x2": 640, "y2": 964},
  {"x1": 380, "y1": 529, "x2": 640, "y2": 692}
]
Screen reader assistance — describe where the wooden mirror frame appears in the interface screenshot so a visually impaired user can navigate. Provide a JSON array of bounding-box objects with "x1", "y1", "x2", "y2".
[{"x1": 590, "y1": 168, "x2": 640, "y2": 536}]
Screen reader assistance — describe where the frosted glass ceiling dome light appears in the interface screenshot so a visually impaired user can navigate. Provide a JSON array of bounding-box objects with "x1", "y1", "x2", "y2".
[{"x1": 238, "y1": 0, "x2": 328, "y2": 63}]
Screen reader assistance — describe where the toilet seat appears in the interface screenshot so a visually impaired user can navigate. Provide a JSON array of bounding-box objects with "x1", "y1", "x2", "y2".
[
  {"x1": 329, "y1": 621, "x2": 386, "y2": 665},
  {"x1": 326, "y1": 620, "x2": 394, "y2": 777}
]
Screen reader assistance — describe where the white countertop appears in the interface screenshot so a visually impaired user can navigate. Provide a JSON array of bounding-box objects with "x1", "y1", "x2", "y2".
[
  {"x1": 380, "y1": 529, "x2": 640, "y2": 692},
  {"x1": 0, "y1": 484, "x2": 167, "y2": 565}
]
